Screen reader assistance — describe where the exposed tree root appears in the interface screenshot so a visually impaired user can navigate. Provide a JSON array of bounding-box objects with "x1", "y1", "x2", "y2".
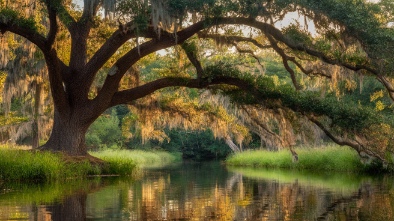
[
  {"x1": 60, "y1": 153, "x2": 107, "y2": 167},
  {"x1": 32, "y1": 148, "x2": 108, "y2": 170}
]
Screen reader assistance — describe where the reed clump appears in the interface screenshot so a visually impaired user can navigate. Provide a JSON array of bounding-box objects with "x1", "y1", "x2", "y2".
[{"x1": 226, "y1": 145, "x2": 366, "y2": 172}]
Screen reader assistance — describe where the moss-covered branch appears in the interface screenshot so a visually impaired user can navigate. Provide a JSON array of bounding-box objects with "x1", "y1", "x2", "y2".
[{"x1": 0, "y1": 8, "x2": 46, "y2": 50}]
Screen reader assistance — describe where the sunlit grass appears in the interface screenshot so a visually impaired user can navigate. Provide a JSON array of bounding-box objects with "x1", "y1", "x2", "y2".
[
  {"x1": 226, "y1": 145, "x2": 366, "y2": 172},
  {"x1": 0, "y1": 146, "x2": 181, "y2": 182},
  {"x1": 90, "y1": 149, "x2": 182, "y2": 170},
  {"x1": 0, "y1": 149, "x2": 100, "y2": 181}
]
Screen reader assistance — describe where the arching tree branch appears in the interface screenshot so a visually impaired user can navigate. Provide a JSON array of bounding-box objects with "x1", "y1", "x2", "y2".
[
  {"x1": 232, "y1": 44, "x2": 265, "y2": 72},
  {"x1": 84, "y1": 25, "x2": 158, "y2": 79},
  {"x1": 91, "y1": 20, "x2": 208, "y2": 112},
  {"x1": 0, "y1": 16, "x2": 47, "y2": 51},
  {"x1": 307, "y1": 115, "x2": 385, "y2": 163},
  {"x1": 266, "y1": 34, "x2": 301, "y2": 90},
  {"x1": 197, "y1": 32, "x2": 269, "y2": 74},
  {"x1": 198, "y1": 32, "x2": 271, "y2": 49},
  {"x1": 109, "y1": 76, "x2": 252, "y2": 107}
]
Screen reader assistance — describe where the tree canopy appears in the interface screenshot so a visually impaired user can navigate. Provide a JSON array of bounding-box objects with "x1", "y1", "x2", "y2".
[{"x1": 0, "y1": 0, "x2": 393, "y2": 165}]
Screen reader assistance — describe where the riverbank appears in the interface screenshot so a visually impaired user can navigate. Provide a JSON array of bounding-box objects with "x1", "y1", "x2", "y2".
[
  {"x1": 226, "y1": 145, "x2": 384, "y2": 173},
  {"x1": 0, "y1": 146, "x2": 181, "y2": 182}
]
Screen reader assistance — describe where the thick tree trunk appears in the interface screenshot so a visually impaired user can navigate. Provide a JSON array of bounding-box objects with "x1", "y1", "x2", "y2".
[{"x1": 40, "y1": 109, "x2": 90, "y2": 156}]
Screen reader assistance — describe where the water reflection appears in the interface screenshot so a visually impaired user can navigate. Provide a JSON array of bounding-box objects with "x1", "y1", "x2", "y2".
[{"x1": 1, "y1": 162, "x2": 394, "y2": 220}]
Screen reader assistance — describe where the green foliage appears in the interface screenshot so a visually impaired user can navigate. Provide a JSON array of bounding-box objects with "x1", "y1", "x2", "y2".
[
  {"x1": 223, "y1": 74, "x2": 387, "y2": 132},
  {"x1": 86, "y1": 110, "x2": 123, "y2": 149},
  {"x1": 226, "y1": 145, "x2": 368, "y2": 172},
  {"x1": 281, "y1": 91, "x2": 380, "y2": 131},
  {"x1": 116, "y1": 0, "x2": 151, "y2": 32},
  {"x1": 0, "y1": 8, "x2": 37, "y2": 32},
  {"x1": 283, "y1": 24, "x2": 313, "y2": 46},
  {"x1": 160, "y1": 129, "x2": 232, "y2": 160},
  {"x1": 295, "y1": 0, "x2": 393, "y2": 62},
  {"x1": 204, "y1": 62, "x2": 244, "y2": 80},
  {"x1": 0, "y1": 112, "x2": 29, "y2": 126}
]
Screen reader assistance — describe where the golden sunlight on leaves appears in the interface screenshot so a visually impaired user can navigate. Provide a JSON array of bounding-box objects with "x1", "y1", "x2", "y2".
[
  {"x1": 363, "y1": 123, "x2": 392, "y2": 153},
  {"x1": 375, "y1": 100, "x2": 386, "y2": 111},
  {"x1": 370, "y1": 90, "x2": 384, "y2": 102}
]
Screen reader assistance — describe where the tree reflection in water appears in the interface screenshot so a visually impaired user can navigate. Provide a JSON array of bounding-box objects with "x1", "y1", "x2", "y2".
[
  {"x1": 48, "y1": 193, "x2": 87, "y2": 221},
  {"x1": 0, "y1": 162, "x2": 394, "y2": 220}
]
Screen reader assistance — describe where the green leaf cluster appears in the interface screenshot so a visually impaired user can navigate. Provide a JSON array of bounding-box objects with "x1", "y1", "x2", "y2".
[
  {"x1": 221, "y1": 74, "x2": 386, "y2": 132},
  {"x1": 0, "y1": 8, "x2": 37, "y2": 32}
]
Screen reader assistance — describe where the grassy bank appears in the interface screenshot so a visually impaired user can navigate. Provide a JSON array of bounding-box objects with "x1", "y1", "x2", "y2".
[
  {"x1": 0, "y1": 146, "x2": 181, "y2": 182},
  {"x1": 90, "y1": 149, "x2": 182, "y2": 170},
  {"x1": 226, "y1": 145, "x2": 370, "y2": 172}
]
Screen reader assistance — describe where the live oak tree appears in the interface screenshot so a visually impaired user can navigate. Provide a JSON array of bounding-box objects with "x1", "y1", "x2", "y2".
[{"x1": 1, "y1": 0, "x2": 394, "y2": 165}]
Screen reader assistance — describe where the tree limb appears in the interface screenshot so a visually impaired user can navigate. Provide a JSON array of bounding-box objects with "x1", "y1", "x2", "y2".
[
  {"x1": 91, "y1": 20, "x2": 208, "y2": 112},
  {"x1": 46, "y1": 2, "x2": 58, "y2": 47},
  {"x1": 266, "y1": 34, "x2": 301, "y2": 90},
  {"x1": 181, "y1": 42, "x2": 204, "y2": 79},
  {"x1": 307, "y1": 115, "x2": 385, "y2": 162},
  {"x1": 198, "y1": 32, "x2": 271, "y2": 49},
  {"x1": 0, "y1": 18, "x2": 47, "y2": 51},
  {"x1": 232, "y1": 43, "x2": 265, "y2": 72},
  {"x1": 109, "y1": 76, "x2": 252, "y2": 107},
  {"x1": 46, "y1": 1, "x2": 75, "y2": 31}
]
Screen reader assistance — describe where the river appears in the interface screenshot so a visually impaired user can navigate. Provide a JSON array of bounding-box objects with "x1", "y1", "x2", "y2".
[{"x1": 0, "y1": 161, "x2": 393, "y2": 220}]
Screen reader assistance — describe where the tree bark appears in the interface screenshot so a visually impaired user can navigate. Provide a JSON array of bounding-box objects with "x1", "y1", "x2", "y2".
[
  {"x1": 40, "y1": 109, "x2": 90, "y2": 156},
  {"x1": 225, "y1": 137, "x2": 241, "y2": 152},
  {"x1": 32, "y1": 82, "x2": 41, "y2": 149}
]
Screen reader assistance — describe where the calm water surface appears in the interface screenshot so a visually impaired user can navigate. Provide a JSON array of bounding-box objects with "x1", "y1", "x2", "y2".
[{"x1": 0, "y1": 162, "x2": 393, "y2": 221}]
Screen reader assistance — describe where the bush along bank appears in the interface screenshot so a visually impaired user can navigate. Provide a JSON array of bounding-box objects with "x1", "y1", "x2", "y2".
[{"x1": 226, "y1": 145, "x2": 389, "y2": 173}]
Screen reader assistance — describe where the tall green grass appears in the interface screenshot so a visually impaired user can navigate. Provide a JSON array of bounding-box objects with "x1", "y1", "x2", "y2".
[
  {"x1": 0, "y1": 149, "x2": 100, "y2": 181},
  {"x1": 90, "y1": 149, "x2": 182, "y2": 170},
  {"x1": 0, "y1": 146, "x2": 181, "y2": 182},
  {"x1": 226, "y1": 145, "x2": 366, "y2": 172}
]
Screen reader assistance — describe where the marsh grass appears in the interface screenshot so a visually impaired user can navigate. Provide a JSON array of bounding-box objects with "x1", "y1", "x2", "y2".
[
  {"x1": 0, "y1": 146, "x2": 181, "y2": 182},
  {"x1": 0, "y1": 149, "x2": 101, "y2": 181},
  {"x1": 90, "y1": 149, "x2": 182, "y2": 170},
  {"x1": 226, "y1": 145, "x2": 366, "y2": 172}
]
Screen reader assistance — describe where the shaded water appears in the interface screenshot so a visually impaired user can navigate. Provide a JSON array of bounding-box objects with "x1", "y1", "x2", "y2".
[{"x1": 0, "y1": 162, "x2": 393, "y2": 220}]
